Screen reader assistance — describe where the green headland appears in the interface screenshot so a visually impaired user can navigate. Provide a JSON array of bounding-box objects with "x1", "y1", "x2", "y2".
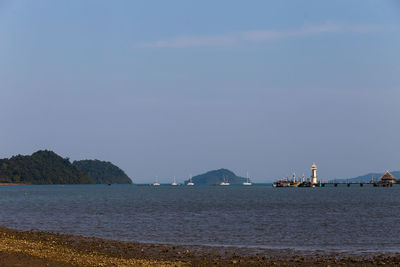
[{"x1": 0, "y1": 150, "x2": 132, "y2": 184}]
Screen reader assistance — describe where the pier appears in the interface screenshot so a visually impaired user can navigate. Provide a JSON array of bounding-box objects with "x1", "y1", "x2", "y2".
[
  {"x1": 274, "y1": 180, "x2": 398, "y2": 188},
  {"x1": 273, "y1": 166, "x2": 398, "y2": 188},
  {"x1": 308, "y1": 181, "x2": 397, "y2": 187}
]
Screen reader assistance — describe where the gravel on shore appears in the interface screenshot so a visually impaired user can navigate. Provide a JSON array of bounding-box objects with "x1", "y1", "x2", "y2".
[{"x1": 0, "y1": 226, "x2": 400, "y2": 266}]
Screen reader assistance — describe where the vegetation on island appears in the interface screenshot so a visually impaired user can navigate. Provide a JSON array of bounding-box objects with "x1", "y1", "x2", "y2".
[
  {"x1": 73, "y1": 160, "x2": 132, "y2": 184},
  {"x1": 0, "y1": 150, "x2": 133, "y2": 184},
  {"x1": 186, "y1": 168, "x2": 246, "y2": 185},
  {"x1": 0, "y1": 150, "x2": 93, "y2": 184}
]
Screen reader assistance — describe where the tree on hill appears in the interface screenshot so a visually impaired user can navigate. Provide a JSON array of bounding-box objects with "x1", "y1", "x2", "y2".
[
  {"x1": 0, "y1": 150, "x2": 94, "y2": 184},
  {"x1": 73, "y1": 160, "x2": 132, "y2": 184}
]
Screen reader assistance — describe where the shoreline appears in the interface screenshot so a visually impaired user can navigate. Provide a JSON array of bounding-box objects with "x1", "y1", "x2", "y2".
[
  {"x1": 0, "y1": 183, "x2": 32, "y2": 185},
  {"x1": 0, "y1": 227, "x2": 399, "y2": 266}
]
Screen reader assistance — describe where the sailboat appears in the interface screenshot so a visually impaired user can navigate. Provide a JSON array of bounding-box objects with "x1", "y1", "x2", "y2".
[
  {"x1": 220, "y1": 176, "x2": 230, "y2": 186},
  {"x1": 171, "y1": 176, "x2": 178, "y2": 186},
  {"x1": 187, "y1": 175, "x2": 194, "y2": 186},
  {"x1": 153, "y1": 177, "x2": 160, "y2": 186},
  {"x1": 242, "y1": 172, "x2": 252, "y2": 186}
]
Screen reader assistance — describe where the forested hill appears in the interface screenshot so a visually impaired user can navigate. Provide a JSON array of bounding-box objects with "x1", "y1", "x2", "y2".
[
  {"x1": 186, "y1": 169, "x2": 246, "y2": 185},
  {"x1": 73, "y1": 160, "x2": 132, "y2": 184},
  {"x1": 0, "y1": 150, "x2": 94, "y2": 184}
]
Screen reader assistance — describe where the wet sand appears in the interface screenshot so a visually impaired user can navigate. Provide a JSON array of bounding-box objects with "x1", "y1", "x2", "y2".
[{"x1": 0, "y1": 226, "x2": 399, "y2": 266}]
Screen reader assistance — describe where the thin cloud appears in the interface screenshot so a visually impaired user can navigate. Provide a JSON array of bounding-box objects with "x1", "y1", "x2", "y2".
[{"x1": 137, "y1": 23, "x2": 378, "y2": 48}]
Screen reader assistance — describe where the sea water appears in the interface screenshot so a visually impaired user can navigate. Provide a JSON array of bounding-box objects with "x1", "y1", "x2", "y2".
[{"x1": 0, "y1": 184, "x2": 399, "y2": 253}]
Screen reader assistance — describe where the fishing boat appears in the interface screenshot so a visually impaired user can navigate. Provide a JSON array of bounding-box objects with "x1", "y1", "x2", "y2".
[
  {"x1": 187, "y1": 175, "x2": 194, "y2": 186},
  {"x1": 273, "y1": 173, "x2": 301, "y2": 187},
  {"x1": 242, "y1": 172, "x2": 252, "y2": 186},
  {"x1": 171, "y1": 176, "x2": 178, "y2": 186},
  {"x1": 273, "y1": 178, "x2": 291, "y2": 187}
]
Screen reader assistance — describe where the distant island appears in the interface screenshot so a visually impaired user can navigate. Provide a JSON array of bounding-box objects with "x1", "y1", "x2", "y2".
[
  {"x1": 0, "y1": 150, "x2": 132, "y2": 184},
  {"x1": 185, "y1": 168, "x2": 246, "y2": 185},
  {"x1": 330, "y1": 171, "x2": 400, "y2": 183}
]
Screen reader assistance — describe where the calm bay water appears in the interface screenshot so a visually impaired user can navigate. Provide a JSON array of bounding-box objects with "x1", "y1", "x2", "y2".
[{"x1": 0, "y1": 184, "x2": 399, "y2": 253}]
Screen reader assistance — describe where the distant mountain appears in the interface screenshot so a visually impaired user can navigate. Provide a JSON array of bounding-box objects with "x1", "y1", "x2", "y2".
[
  {"x1": 73, "y1": 160, "x2": 132, "y2": 184},
  {"x1": 330, "y1": 171, "x2": 400, "y2": 183},
  {"x1": 0, "y1": 150, "x2": 94, "y2": 184},
  {"x1": 185, "y1": 169, "x2": 246, "y2": 185}
]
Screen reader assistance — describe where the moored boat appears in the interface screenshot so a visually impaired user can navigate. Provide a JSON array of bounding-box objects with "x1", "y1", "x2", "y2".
[
  {"x1": 273, "y1": 173, "x2": 301, "y2": 187},
  {"x1": 242, "y1": 172, "x2": 252, "y2": 186},
  {"x1": 187, "y1": 175, "x2": 194, "y2": 186},
  {"x1": 220, "y1": 176, "x2": 230, "y2": 186},
  {"x1": 171, "y1": 176, "x2": 178, "y2": 186}
]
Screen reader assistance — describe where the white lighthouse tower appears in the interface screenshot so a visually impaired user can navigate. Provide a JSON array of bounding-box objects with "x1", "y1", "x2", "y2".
[{"x1": 311, "y1": 163, "x2": 318, "y2": 184}]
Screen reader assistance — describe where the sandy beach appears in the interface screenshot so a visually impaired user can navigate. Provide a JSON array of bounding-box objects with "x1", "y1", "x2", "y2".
[{"x1": 0, "y1": 226, "x2": 399, "y2": 266}]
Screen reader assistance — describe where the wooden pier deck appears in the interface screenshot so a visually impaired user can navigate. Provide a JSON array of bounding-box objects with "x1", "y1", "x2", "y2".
[{"x1": 315, "y1": 182, "x2": 398, "y2": 187}]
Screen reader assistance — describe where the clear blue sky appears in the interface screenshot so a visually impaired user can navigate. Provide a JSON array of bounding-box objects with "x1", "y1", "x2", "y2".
[{"x1": 1, "y1": 0, "x2": 399, "y2": 183}]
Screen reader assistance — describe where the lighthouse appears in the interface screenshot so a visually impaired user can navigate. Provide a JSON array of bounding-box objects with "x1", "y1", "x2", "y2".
[{"x1": 311, "y1": 163, "x2": 318, "y2": 184}]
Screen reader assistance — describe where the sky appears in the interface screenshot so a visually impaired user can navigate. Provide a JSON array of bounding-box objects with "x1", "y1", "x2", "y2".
[{"x1": 1, "y1": 0, "x2": 400, "y2": 183}]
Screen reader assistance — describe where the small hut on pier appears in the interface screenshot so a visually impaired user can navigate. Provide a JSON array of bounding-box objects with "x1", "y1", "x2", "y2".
[{"x1": 380, "y1": 171, "x2": 397, "y2": 184}]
